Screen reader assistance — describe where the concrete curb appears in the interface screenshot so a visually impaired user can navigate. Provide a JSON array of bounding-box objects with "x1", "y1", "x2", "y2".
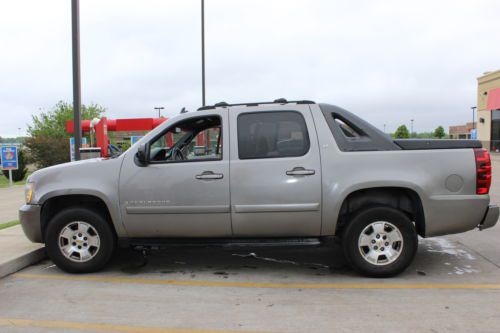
[{"x1": 0, "y1": 247, "x2": 46, "y2": 279}]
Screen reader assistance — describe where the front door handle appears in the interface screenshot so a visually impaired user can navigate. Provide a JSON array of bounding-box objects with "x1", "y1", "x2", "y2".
[
  {"x1": 286, "y1": 167, "x2": 315, "y2": 176},
  {"x1": 195, "y1": 171, "x2": 224, "y2": 180}
]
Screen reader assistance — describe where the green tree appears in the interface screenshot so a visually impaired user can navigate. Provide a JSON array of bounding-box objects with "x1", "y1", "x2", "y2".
[
  {"x1": 414, "y1": 132, "x2": 435, "y2": 139},
  {"x1": 394, "y1": 125, "x2": 410, "y2": 139},
  {"x1": 27, "y1": 101, "x2": 105, "y2": 137},
  {"x1": 0, "y1": 137, "x2": 25, "y2": 144},
  {"x1": 433, "y1": 126, "x2": 446, "y2": 139},
  {"x1": 2, "y1": 149, "x2": 28, "y2": 182},
  {"x1": 25, "y1": 101, "x2": 105, "y2": 168}
]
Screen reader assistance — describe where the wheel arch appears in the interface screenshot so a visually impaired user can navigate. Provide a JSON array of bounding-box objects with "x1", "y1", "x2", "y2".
[
  {"x1": 40, "y1": 194, "x2": 117, "y2": 242},
  {"x1": 335, "y1": 186, "x2": 425, "y2": 237}
]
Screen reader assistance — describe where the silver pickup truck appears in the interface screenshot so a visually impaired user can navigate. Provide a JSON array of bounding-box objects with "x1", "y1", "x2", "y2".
[{"x1": 19, "y1": 100, "x2": 499, "y2": 277}]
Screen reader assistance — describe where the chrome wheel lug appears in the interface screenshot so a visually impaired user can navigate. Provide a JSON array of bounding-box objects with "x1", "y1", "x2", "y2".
[
  {"x1": 380, "y1": 247, "x2": 385, "y2": 251},
  {"x1": 385, "y1": 242, "x2": 389, "y2": 246},
  {"x1": 374, "y1": 246, "x2": 378, "y2": 250}
]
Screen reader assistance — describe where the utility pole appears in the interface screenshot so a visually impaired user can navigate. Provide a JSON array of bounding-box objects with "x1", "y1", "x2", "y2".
[
  {"x1": 410, "y1": 119, "x2": 414, "y2": 138},
  {"x1": 154, "y1": 107, "x2": 165, "y2": 118},
  {"x1": 383, "y1": 124, "x2": 386, "y2": 133},
  {"x1": 201, "y1": 0, "x2": 206, "y2": 106},
  {"x1": 471, "y1": 106, "x2": 477, "y2": 129},
  {"x1": 71, "y1": 0, "x2": 82, "y2": 161}
]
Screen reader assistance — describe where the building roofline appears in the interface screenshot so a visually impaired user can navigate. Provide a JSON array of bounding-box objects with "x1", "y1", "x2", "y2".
[{"x1": 477, "y1": 69, "x2": 500, "y2": 82}]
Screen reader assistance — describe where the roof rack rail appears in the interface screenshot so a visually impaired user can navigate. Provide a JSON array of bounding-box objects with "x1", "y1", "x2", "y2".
[{"x1": 197, "y1": 99, "x2": 315, "y2": 111}]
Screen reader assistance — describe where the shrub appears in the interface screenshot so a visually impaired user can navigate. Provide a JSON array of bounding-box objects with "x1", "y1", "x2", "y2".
[{"x1": 24, "y1": 136, "x2": 70, "y2": 169}]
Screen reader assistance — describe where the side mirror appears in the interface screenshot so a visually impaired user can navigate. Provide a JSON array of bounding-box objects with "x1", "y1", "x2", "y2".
[{"x1": 135, "y1": 143, "x2": 149, "y2": 166}]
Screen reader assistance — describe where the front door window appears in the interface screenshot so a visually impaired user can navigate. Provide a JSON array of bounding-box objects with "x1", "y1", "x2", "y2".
[{"x1": 149, "y1": 116, "x2": 222, "y2": 162}]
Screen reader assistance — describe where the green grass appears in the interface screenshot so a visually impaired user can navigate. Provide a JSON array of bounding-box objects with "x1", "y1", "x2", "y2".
[
  {"x1": 0, "y1": 172, "x2": 31, "y2": 188},
  {"x1": 0, "y1": 220, "x2": 19, "y2": 230}
]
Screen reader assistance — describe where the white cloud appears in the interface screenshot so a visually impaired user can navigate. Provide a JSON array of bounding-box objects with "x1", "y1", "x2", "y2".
[{"x1": 0, "y1": 0, "x2": 499, "y2": 137}]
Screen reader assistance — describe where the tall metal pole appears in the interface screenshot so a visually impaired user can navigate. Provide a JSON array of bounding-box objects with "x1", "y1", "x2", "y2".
[
  {"x1": 410, "y1": 119, "x2": 414, "y2": 138},
  {"x1": 71, "y1": 0, "x2": 82, "y2": 161},
  {"x1": 201, "y1": 0, "x2": 206, "y2": 106}
]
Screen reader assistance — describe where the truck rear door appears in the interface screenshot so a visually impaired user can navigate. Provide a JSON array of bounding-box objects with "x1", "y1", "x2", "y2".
[{"x1": 229, "y1": 105, "x2": 322, "y2": 236}]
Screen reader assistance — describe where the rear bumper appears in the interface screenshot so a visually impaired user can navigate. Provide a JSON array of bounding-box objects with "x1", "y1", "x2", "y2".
[
  {"x1": 478, "y1": 204, "x2": 499, "y2": 230},
  {"x1": 424, "y1": 195, "x2": 490, "y2": 236},
  {"x1": 19, "y1": 204, "x2": 43, "y2": 243}
]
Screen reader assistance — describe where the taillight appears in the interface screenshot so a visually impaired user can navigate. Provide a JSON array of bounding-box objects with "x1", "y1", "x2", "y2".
[{"x1": 474, "y1": 148, "x2": 492, "y2": 195}]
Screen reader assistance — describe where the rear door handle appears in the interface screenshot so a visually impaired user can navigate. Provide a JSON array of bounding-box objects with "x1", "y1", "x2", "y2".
[
  {"x1": 195, "y1": 171, "x2": 224, "y2": 180},
  {"x1": 286, "y1": 167, "x2": 315, "y2": 176}
]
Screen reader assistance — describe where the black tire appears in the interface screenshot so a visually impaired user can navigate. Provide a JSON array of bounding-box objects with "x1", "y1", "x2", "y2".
[
  {"x1": 45, "y1": 207, "x2": 116, "y2": 273},
  {"x1": 342, "y1": 206, "x2": 418, "y2": 277}
]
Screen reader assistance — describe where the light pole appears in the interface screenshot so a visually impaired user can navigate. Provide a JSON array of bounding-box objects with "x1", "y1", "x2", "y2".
[
  {"x1": 383, "y1": 124, "x2": 386, "y2": 133},
  {"x1": 201, "y1": 0, "x2": 206, "y2": 106},
  {"x1": 410, "y1": 119, "x2": 414, "y2": 138},
  {"x1": 471, "y1": 106, "x2": 477, "y2": 129},
  {"x1": 154, "y1": 107, "x2": 165, "y2": 118},
  {"x1": 71, "y1": 0, "x2": 82, "y2": 161}
]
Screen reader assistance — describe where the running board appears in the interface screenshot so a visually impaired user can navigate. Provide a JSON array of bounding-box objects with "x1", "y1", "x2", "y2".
[{"x1": 122, "y1": 237, "x2": 323, "y2": 250}]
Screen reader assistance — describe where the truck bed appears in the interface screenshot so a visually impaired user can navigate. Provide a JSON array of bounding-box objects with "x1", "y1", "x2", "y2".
[{"x1": 318, "y1": 104, "x2": 483, "y2": 152}]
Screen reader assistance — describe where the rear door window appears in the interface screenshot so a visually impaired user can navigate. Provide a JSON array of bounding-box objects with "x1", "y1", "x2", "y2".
[{"x1": 237, "y1": 111, "x2": 310, "y2": 159}]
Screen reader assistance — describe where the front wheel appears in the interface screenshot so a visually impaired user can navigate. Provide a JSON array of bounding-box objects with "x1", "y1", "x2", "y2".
[
  {"x1": 342, "y1": 206, "x2": 418, "y2": 277},
  {"x1": 45, "y1": 207, "x2": 116, "y2": 273}
]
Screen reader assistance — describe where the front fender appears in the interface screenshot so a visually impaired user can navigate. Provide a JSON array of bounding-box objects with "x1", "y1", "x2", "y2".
[{"x1": 28, "y1": 156, "x2": 127, "y2": 238}]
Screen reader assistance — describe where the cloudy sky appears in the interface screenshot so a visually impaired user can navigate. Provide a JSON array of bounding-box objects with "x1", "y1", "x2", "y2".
[{"x1": 1, "y1": 0, "x2": 499, "y2": 137}]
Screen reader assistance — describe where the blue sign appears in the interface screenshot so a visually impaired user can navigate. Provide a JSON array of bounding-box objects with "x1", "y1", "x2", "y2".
[
  {"x1": 130, "y1": 136, "x2": 144, "y2": 145},
  {"x1": 1, "y1": 146, "x2": 18, "y2": 170},
  {"x1": 70, "y1": 137, "x2": 87, "y2": 161},
  {"x1": 470, "y1": 129, "x2": 477, "y2": 140}
]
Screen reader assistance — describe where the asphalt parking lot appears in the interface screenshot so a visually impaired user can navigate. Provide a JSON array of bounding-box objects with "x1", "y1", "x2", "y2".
[{"x1": 1, "y1": 159, "x2": 500, "y2": 332}]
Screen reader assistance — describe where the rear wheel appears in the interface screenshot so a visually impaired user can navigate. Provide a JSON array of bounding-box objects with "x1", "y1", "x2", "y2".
[
  {"x1": 45, "y1": 207, "x2": 116, "y2": 273},
  {"x1": 342, "y1": 206, "x2": 418, "y2": 277}
]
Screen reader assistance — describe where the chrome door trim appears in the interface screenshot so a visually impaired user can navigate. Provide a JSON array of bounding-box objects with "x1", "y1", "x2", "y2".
[
  {"x1": 232, "y1": 203, "x2": 320, "y2": 213},
  {"x1": 126, "y1": 205, "x2": 230, "y2": 214}
]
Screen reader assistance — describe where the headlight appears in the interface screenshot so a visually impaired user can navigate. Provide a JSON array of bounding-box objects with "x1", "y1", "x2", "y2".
[{"x1": 25, "y1": 182, "x2": 35, "y2": 204}]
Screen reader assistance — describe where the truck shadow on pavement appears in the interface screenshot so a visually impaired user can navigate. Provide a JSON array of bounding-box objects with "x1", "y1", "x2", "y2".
[
  {"x1": 110, "y1": 243, "x2": 349, "y2": 277},
  {"x1": 94, "y1": 237, "x2": 486, "y2": 280}
]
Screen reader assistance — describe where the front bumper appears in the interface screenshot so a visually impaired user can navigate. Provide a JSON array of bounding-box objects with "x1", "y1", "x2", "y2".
[
  {"x1": 19, "y1": 204, "x2": 43, "y2": 243},
  {"x1": 478, "y1": 204, "x2": 499, "y2": 230}
]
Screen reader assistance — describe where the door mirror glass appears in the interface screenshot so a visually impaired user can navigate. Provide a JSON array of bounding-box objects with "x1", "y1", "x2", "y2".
[{"x1": 135, "y1": 143, "x2": 149, "y2": 166}]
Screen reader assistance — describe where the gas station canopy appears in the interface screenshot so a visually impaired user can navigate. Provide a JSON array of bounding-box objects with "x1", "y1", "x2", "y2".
[{"x1": 66, "y1": 117, "x2": 167, "y2": 133}]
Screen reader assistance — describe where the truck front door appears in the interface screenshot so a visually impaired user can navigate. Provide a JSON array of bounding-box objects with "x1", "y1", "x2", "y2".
[
  {"x1": 119, "y1": 110, "x2": 231, "y2": 237},
  {"x1": 229, "y1": 105, "x2": 322, "y2": 236}
]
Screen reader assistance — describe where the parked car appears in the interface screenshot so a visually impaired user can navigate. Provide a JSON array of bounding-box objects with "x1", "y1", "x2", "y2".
[{"x1": 19, "y1": 99, "x2": 498, "y2": 277}]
